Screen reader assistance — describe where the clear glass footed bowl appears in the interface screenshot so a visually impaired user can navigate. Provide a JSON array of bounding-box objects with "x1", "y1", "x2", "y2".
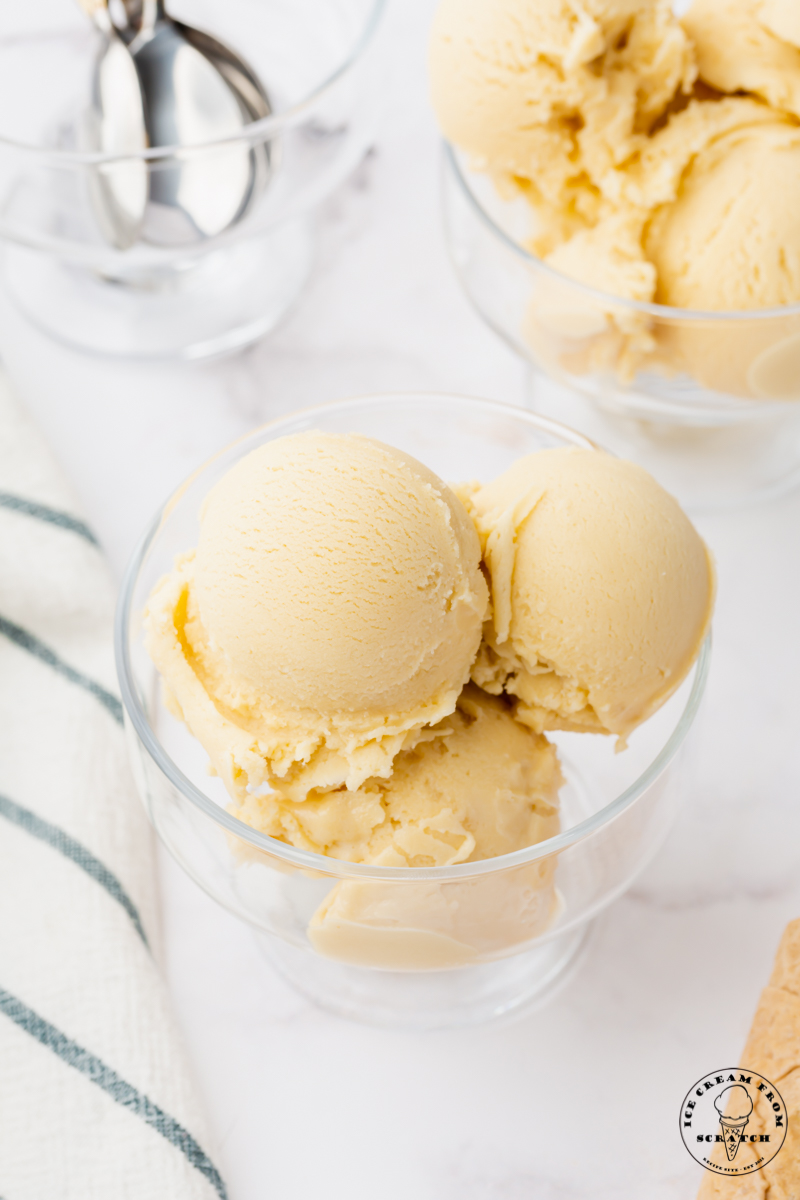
[
  {"x1": 115, "y1": 394, "x2": 711, "y2": 1030},
  {"x1": 442, "y1": 143, "x2": 800, "y2": 512},
  {"x1": 0, "y1": 0, "x2": 385, "y2": 359}
]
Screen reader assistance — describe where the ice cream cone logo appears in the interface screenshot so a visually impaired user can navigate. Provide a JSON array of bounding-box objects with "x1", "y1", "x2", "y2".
[
  {"x1": 715, "y1": 1085, "x2": 753, "y2": 1162},
  {"x1": 679, "y1": 1068, "x2": 787, "y2": 1176}
]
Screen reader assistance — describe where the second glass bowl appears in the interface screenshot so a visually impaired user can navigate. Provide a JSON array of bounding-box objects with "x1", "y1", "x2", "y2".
[
  {"x1": 0, "y1": 0, "x2": 386, "y2": 359},
  {"x1": 116, "y1": 393, "x2": 710, "y2": 1029},
  {"x1": 442, "y1": 143, "x2": 800, "y2": 512}
]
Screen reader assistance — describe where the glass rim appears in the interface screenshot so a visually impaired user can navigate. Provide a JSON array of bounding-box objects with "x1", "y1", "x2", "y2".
[
  {"x1": 444, "y1": 139, "x2": 800, "y2": 325},
  {"x1": 0, "y1": 0, "x2": 386, "y2": 163},
  {"x1": 115, "y1": 390, "x2": 711, "y2": 883}
]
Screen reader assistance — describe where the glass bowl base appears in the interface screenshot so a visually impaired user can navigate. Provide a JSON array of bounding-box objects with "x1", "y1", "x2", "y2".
[
  {"x1": 1, "y1": 218, "x2": 314, "y2": 361},
  {"x1": 254, "y1": 922, "x2": 592, "y2": 1031},
  {"x1": 527, "y1": 369, "x2": 800, "y2": 514}
]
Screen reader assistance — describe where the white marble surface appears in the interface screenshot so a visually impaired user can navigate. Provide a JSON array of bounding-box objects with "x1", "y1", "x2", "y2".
[{"x1": 2, "y1": 1, "x2": 800, "y2": 1197}]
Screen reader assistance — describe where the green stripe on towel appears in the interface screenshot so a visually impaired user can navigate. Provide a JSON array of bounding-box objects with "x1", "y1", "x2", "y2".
[
  {"x1": 0, "y1": 988, "x2": 228, "y2": 1200},
  {"x1": 0, "y1": 794, "x2": 149, "y2": 949},
  {"x1": 0, "y1": 492, "x2": 98, "y2": 546},
  {"x1": 0, "y1": 615, "x2": 123, "y2": 724}
]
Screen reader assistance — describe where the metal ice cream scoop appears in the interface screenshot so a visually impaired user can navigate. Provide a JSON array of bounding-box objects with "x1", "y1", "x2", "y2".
[
  {"x1": 79, "y1": 0, "x2": 148, "y2": 249},
  {"x1": 80, "y1": 0, "x2": 273, "y2": 248}
]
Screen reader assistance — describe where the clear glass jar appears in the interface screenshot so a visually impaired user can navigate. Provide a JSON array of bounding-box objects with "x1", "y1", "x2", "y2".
[
  {"x1": 0, "y1": 0, "x2": 385, "y2": 359},
  {"x1": 116, "y1": 394, "x2": 711, "y2": 1028},
  {"x1": 442, "y1": 142, "x2": 800, "y2": 512}
]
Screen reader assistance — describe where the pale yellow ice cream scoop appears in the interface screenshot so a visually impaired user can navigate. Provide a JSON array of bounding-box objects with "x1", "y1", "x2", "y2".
[
  {"x1": 684, "y1": 0, "x2": 800, "y2": 120},
  {"x1": 642, "y1": 116, "x2": 800, "y2": 397},
  {"x1": 646, "y1": 121, "x2": 800, "y2": 312},
  {"x1": 430, "y1": 0, "x2": 800, "y2": 395},
  {"x1": 236, "y1": 684, "x2": 561, "y2": 867},
  {"x1": 760, "y1": 0, "x2": 800, "y2": 47},
  {"x1": 465, "y1": 448, "x2": 714, "y2": 740},
  {"x1": 145, "y1": 431, "x2": 488, "y2": 798},
  {"x1": 194, "y1": 432, "x2": 487, "y2": 714},
  {"x1": 429, "y1": 0, "x2": 695, "y2": 245},
  {"x1": 294, "y1": 686, "x2": 562, "y2": 970}
]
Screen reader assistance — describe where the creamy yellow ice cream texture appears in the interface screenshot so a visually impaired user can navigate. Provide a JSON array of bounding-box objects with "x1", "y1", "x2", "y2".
[
  {"x1": 431, "y1": 0, "x2": 800, "y2": 303},
  {"x1": 308, "y1": 854, "x2": 561, "y2": 970},
  {"x1": 430, "y1": 0, "x2": 695, "y2": 250},
  {"x1": 294, "y1": 688, "x2": 562, "y2": 970},
  {"x1": 684, "y1": 0, "x2": 800, "y2": 120},
  {"x1": 463, "y1": 448, "x2": 714, "y2": 741},
  {"x1": 145, "y1": 433, "x2": 714, "y2": 970},
  {"x1": 145, "y1": 432, "x2": 488, "y2": 800},
  {"x1": 235, "y1": 684, "x2": 561, "y2": 866},
  {"x1": 431, "y1": 0, "x2": 800, "y2": 391},
  {"x1": 760, "y1": 0, "x2": 800, "y2": 47},
  {"x1": 523, "y1": 96, "x2": 783, "y2": 380},
  {"x1": 530, "y1": 94, "x2": 778, "y2": 283},
  {"x1": 646, "y1": 121, "x2": 800, "y2": 311},
  {"x1": 657, "y1": 3, "x2": 800, "y2": 313},
  {"x1": 146, "y1": 435, "x2": 565, "y2": 971}
]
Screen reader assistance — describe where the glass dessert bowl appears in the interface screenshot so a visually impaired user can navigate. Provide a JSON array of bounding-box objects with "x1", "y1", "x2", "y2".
[
  {"x1": 0, "y1": 0, "x2": 385, "y2": 359},
  {"x1": 116, "y1": 393, "x2": 711, "y2": 1030},
  {"x1": 442, "y1": 143, "x2": 800, "y2": 513}
]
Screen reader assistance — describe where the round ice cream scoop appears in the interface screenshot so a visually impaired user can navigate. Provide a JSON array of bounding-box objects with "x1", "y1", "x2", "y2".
[
  {"x1": 684, "y1": 0, "x2": 800, "y2": 121},
  {"x1": 429, "y1": 0, "x2": 695, "y2": 212},
  {"x1": 645, "y1": 119, "x2": 800, "y2": 397},
  {"x1": 467, "y1": 448, "x2": 714, "y2": 740},
  {"x1": 647, "y1": 121, "x2": 800, "y2": 312},
  {"x1": 194, "y1": 432, "x2": 488, "y2": 716}
]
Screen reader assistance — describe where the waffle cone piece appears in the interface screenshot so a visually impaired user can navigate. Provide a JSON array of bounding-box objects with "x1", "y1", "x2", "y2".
[{"x1": 697, "y1": 918, "x2": 800, "y2": 1197}]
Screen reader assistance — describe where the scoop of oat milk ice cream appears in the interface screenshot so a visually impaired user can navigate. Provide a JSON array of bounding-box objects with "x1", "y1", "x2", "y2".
[
  {"x1": 297, "y1": 686, "x2": 563, "y2": 970},
  {"x1": 644, "y1": 114, "x2": 800, "y2": 394},
  {"x1": 464, "y1": 448, "x2": 714, "y2": 743},
  {"x1": 429, "y1": 0, "x2": 800, "y2": 303},
  {"x1": 431, "y1": 0, "x2": 800, "y2": 393},
  {"x1": 627, "y1": 0, "x2": 800, "y2": 395},
  {"x1": 144, "y1": 432, "x2": 488, "y2": 805},
  {"x1": 236, "y1": 684, "x2": 563, "y2": 970},
  {"x1": 236, "y1": 684, "x2": 561, "y2": 866},
  {"x1": 684, "y1": 0, "x2": 800, "y2": 119},
  {"x1": 429, "y1": 0, "x2": 696, "y2": 258},
  {"x1": 673, "y1": 1, "x2": 800, "y2": 317}
]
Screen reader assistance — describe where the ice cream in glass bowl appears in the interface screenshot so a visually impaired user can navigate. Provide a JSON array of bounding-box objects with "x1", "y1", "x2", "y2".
[
  {"x1": 116, "y1": 394, "x2": 713, "y2": 1030},
  {"x1": 433, "y1": 0, "x2": 800, "y2": 511}
]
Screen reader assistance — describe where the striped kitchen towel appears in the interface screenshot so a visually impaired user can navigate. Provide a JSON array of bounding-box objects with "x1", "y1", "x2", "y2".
[{"x1": 0, "y1": 370, "x2": 227, "y2": 1200}]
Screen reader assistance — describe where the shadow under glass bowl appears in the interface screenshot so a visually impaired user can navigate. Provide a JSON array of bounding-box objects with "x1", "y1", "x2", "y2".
[
  {"x1": 442, "y1": 142, "x2": 800, "y2": 513},
  {"x1": 115, "y1": 393, "x2": 711, "y2": 1029},
  {"x1": 0, "y1": 0, "x2": 386, "y2": 360}
]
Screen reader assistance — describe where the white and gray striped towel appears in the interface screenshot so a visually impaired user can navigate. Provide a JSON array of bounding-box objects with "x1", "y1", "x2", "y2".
[{"x1": 0, "y1": 370, "x2": 227, "y2": 1200}]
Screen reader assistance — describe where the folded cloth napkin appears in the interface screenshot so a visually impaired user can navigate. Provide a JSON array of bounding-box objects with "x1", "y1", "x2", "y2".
[{"x1": 0, "y1": 370, "x2": 227, "y2": 1200}]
